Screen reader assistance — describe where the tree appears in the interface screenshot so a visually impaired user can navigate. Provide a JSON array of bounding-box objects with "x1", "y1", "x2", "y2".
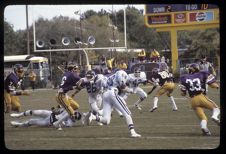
[{"x1": 4, "y1": 21, "x2": 18, "y2": 55}]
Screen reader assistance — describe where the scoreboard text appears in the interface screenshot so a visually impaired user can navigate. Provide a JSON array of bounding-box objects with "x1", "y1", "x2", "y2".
[{"x1": 145, "y1": 4, "x2": 219, "y2": 28}]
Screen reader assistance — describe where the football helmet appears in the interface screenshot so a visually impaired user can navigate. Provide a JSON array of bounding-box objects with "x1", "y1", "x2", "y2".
[
  {"x1": 159, "y1": 62, "x2": 169, "y2": 71},
  {"x1": 134, "y1": 68, "x2": 141, "y2": 77},
  {"x1": 188, "y1": 63, "x2": 200, "y2": 74},
  {"x1": 115, "y1": 70, "x2": 128, "y2": 88},
  {"x1": 74, "y1": 111, "x2": 82, "y2": 120},
  {"x1": 151, "y1": 68, "x2": 159, "y2": 75},
  {"x1": 67, "y1": 63, "x2": 78, "y2": 71},
  {"x1": 14, "y1": 64, "x2": 24, "y2": 78},
  {"x1": 85, "y1": 70, "x2": 96, "y2": 81}
]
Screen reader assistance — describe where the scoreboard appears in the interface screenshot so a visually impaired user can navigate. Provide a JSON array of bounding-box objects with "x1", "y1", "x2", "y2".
[{"x1": 144, "y1": 4, "x2": 219, "y2": 28}]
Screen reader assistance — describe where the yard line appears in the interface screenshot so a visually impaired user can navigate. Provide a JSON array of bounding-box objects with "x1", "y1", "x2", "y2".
[
  {"x1": 8, "y1": 136, "x2": 220, "y2": 141},
  {"x1": 82, "y1": 124, "x2": 219, "y2": 128}
]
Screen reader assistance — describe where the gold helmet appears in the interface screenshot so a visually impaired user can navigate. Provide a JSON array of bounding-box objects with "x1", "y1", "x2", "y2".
[{"x1": 67, "y1": 63, "x2": 78, "y2": 72}]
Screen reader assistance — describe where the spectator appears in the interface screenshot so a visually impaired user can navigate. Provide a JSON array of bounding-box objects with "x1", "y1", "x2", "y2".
[
  {"x1": 150, "y1": 49, "x2": 160, "y2": 62},
  {"x1": 118, "y1": 60, "x2": 127, "y2": 70},
  {"x1": 99, "y1": 56, "x2": 107, "y2": 73},
  {"x1": 137, "y1": 49, "x2": 146, "y2": 63},
  {"x1": 199, "y1": 55, "x2": 216, "y2": 76},
  {"x1": 28, "y1": 70, "x2": 37, "y2": 91},
  {"x1": 198, "y1": 55, "x2": 217, "y2": 94}
]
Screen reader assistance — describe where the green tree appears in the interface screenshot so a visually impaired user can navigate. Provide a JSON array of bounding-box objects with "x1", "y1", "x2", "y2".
[{"x1": 4, "y1": 21, "x2": 17, "y2": 55}]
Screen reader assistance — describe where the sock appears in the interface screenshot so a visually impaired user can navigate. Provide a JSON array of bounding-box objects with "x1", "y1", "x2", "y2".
[
  {"x1": 169, "y1": 96, "x2": 178, "y2": 110},
  {"x1": 135, "y1": 97, "x2": 145, "y2": 106},
  {"x1": 153, "y1": 97, "x2": 158, "y2": 108},
  {"x1": 212, "y1": 108, "x2": 220, "y2": 119},
  {"x1": 200, "y1": 120, "x2": 207, "y2": 129},
  {"x1": 24, "y1": 110, "x2": 32, "y2": 116}
]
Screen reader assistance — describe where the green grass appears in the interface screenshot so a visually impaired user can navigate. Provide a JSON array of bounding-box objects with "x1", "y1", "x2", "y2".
[{"x1": 4, "y1": 84, "x2": 220, "y2": 150}]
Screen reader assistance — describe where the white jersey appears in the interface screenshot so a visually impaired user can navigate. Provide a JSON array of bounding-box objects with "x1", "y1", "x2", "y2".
[
  {"x1": 120, "y1": 72, "x2": 147, "y2": 100},
  {"x1": 106, "y1": 73, "x2": 118, "y2": 88},
  {"x1": 199, "y1": 61, "x2": 214, "y2": 73},
  {"x1": 81, "y1": 74, "x2": 107, "y2": 98},
  {"x1": 127, "y1": 72, "x2": 147, "y2": 88}
]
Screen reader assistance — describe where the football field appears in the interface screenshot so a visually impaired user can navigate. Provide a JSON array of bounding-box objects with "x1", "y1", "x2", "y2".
[{"x1": 4, "y1": 84, "x2": 220, "y2": 150}]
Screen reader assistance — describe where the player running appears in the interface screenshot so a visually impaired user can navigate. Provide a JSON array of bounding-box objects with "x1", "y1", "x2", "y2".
[
  {"x1": 4, "y1": 64, "x2": 30, "y2": 113},
  {"x1": 10, "y1": 106, "x2": 82, "y2": 129},
  {"x1": 149, "y1": 63, "x2": 178, "y2": 112},
  {"x1": 91, "y1": 70, "x2": 141, "y2": 138},
  {"x1": 122, "y1": 68, "x2": 148, "y2": 111},
  {"x1": 72, "y1": 70, "x2": 107, "y2": 126},
  {"x1": 179, "y1": 63, "x2": 220, "y2": 136},
  {"x1": 53, "y1": 63, "x2": 81, "y2": 129}
]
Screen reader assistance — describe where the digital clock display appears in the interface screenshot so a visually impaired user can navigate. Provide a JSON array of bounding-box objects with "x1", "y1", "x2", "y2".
[{"x1": 146, "y1": 4, "x2": 218, "y2": 13}]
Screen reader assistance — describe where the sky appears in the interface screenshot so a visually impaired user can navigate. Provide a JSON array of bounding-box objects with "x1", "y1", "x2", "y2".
[{"x1": 4, "y1": 4, "x2": 145, "y2": 31}]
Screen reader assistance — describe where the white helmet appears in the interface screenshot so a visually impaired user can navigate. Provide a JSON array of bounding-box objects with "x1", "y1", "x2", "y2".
[{"x1": 115, "y1": 70, "x2": 128, "y2": 88}]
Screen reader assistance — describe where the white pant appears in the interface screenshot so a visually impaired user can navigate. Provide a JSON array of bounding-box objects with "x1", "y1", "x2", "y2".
[
  {"x1": 24, "y1": 110, "x2": 53, "y2": 126},
  {"x1": 88, "y1": 94, "x2": 103, "y2": 115},
  {"x1": 121, "y1": 87, "x2": 147, "y2": 100},
  {"x1": 99, "y1": 88, "x2": 134, "y2": 129}
]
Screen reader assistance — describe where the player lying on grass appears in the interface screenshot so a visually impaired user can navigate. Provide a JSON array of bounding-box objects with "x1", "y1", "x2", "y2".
[
  {"x1": 179, "y1": 63, "x2": 220, "y2": 136},
  {"x1": 10, "y1": 105, "x2": 82, "y2": 129}
]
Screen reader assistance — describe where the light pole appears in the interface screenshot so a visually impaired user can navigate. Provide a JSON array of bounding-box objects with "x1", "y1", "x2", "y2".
[
  {"x1": 26, "y1": 5, "x2": 30, "y2": 55},
  {"x1": 107, "y1": 6, "x2": 120, "y2": 58},
  {"x1": 74, "y1": 11, "x2": 91, "y2": 71}
]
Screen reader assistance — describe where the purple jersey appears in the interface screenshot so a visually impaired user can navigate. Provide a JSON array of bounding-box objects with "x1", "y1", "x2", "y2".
[
  {"x1": 180, "y1": 71, "x2": 216, "y2": 97},
  {"x1": 4, "y1": 72, "x2": 22, "y2": 93},
  {"x1": 59, "y1": 71, "x2": 81, "y2": 93}
]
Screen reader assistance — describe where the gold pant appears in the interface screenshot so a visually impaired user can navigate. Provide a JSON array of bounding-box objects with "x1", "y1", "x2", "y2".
[
  {"x1": 155, "y1": 82, "x2": 175, "y2": 97},
  {"x1": 190, "y1": 93, "x2": 219, "y2": 121},
  {"x1": 56, "y1": 93, "x2": 79, "y2": 116},
  {"x1": 4, "y1": 90, "x2": 21, "y2": 112}
]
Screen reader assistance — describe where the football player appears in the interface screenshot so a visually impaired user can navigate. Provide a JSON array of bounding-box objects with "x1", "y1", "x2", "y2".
[
  {"x1": 92, "y1": 70, "x2": 141, "y2": 138},
  {"x1": 123, "y1": 68, "x2": 148, "y2": 111},
  {"x1": 198, "y1": 55, "x2": 217, "y2": 94},
  {"x1": 149, "y1": 65, "x2": 178, "y2": 112},
  {"x1": 10, "y1": 106, "x2": 82, "y2": 129},
  {"x1": 4, "y1": 64, "x2": 30, "y2": 113},
  {"x1": 71, "y1": 70, "x2": 107, "y2": 126},
  {"x1": 53, "y1": 63, "x2": 81, "y2": 129},
  {"x1": 179, "y1": 63, "x2": 220, "y2": 136}
]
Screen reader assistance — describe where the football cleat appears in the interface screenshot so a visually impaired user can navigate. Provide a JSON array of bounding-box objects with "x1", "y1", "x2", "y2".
[
  {"x1": 57, "y1": 125, "x2": 63, "y2": 131},
  {"x1": 130, "y1": 132, "x2": 141, "y2": 138},
  {"x1": 97, "y1": 122, "x2": 103, "y2": 126},
  {"x1": 81, "y1": 113, "x2": 89, "y2": 126},
  {"x1": 87, "y1": 114, "x2": 93, "y2": 126},
  {"x1": 149, "y1": 107, "x2": 158, "y2": 112},
  {"x1": 134, "y1": 104, "x2": 142, "y2": 111},
  {"x1": 173, "y1": 108, "x2": 178, "y2": 111},
  {"x1": 211, "y1": 117, "x2": 220, "y2": 126},
  {"x1": 10, "y1": 121, "x2": 21, "y2": 127},
  {"x1": 201, "y1": 128, "x2": 211, "y2": 136}
]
